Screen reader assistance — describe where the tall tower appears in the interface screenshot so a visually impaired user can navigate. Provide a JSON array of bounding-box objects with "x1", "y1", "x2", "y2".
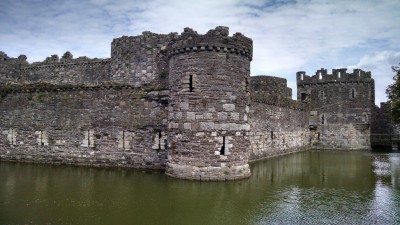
[
  {"x1": 166, "y1": 26, "x2": 253, "y2": 180},
  {"x1": 111, "y1": 31, "x2": 173, "y2": 87},
  {"x1": 297, "y1": 68, "x2": 375, "y2": 150}
]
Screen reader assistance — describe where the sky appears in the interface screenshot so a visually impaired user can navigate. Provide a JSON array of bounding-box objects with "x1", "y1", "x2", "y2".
[{"x1": 1, "y1": 0, "x2": 399, "y2": 105}]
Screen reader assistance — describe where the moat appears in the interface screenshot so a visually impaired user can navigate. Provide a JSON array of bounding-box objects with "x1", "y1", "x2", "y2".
[{"x1": 1, "y1": 150, "x2": 399, "y2": 225}]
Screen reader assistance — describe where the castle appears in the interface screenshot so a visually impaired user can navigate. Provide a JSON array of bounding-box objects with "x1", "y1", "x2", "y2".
[{"x1": 0, "y1": 26, "x2": 376, "y2": 180}]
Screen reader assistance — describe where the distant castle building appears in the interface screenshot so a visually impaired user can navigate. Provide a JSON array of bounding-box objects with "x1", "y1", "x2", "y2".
[
  {"x1": 297, "y1": 68, "x2": 375, "y2": 150},
  {"x1": 0, "y1": 26, "x2": 378, "y2": 180}
]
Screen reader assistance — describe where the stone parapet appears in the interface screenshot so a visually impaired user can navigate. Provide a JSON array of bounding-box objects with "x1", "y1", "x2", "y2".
[
  {"x1": 297, "y1": 68, "x2": 373, "y2": 86},
  {"x1": 167, "y1": 26, "x2": 253, "y2": 61}
]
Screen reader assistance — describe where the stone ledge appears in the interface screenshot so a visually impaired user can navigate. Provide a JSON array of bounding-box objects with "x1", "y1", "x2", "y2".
[{"x1": 165, "y1": 163, "x2": 251, "y2": 181}]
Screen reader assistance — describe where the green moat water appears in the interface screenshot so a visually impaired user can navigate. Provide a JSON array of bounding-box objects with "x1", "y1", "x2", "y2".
[{"x1": 1, "y1": 150, "x2": 399, "y2": 225}]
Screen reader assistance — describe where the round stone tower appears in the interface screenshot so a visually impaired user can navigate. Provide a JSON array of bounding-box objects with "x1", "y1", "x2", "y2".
[{"x1": 165, "y1": 26, "x2": 253, "y2": 180}]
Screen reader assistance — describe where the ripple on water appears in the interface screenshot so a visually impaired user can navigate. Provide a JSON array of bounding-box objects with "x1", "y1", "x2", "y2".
[
  {"x1": 252, "y1": 186, "x2": 397, "y2": 225},
  {"x1": 373, "y1": 157, "x2": 391, "y2": 177}
]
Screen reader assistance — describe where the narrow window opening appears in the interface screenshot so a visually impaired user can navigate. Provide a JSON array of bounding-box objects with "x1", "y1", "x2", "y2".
[
  {"x1": 338, "y1": 71, "x2": 341, "y2": 78},
  {"x1": 40, "y1": 131, "x2": 44, "y2": 145},
  {"x1": 122, "y1": 131, "x2": 125, "y2": 149},
  {"x1": 220, "y1": 136, "x2": 225, "y2": 155},
  {"x1": 319, "y1": 72, "x2": 322, "y2": 80},
  {"x1": 301, "y1": 93, "x2": 307, "y2": 102},
  {"x1": 318, "y1": 132, "x2": 320, "y2": 141},
  {"x1": 301, "y1": 74, "x2": 304, "y2": 80},
  {"x1": 87, "y1": 130, "x2": 90, "y2": 147},
  {"x1": 321, "y1": 115, "x2": 325, "y2": 124},
  {"x1": 245, "y1": 77, "x2": 249, "y2": 93},
  {"x1": 189, "y1": 75, "x2": 193, "y2": 92},
  {"x1": 158, "y1": 131, "x2": 162, "y2": 150},
  {"x1": 270, "y1": 131, "x2": 274, "y2": 139},
  {"x1": 11, "y1": 129, "x2": 15, "y2": 145},
  {"x1": 351, "y1": 88, "x2": 355, "y2": 99},
  {"x1": 358, "y1": 71, "x2": 361, "y2": 76}
]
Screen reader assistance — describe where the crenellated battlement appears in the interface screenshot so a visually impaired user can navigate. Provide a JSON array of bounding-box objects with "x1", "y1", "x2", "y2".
[
  {"x1": 111, "y1": 31, "x2": 175, "y2": 56},
  {"x1": 167, "y1": 26, "x2": 253, "y2": 60},
  {"x1": 1, "y1": 51, "x2": 109, "y2": 67},
  {"x1": 0, "y1": 51, "x2": 24, "y2": 63},
  {"x1": 297, "y1": 68, "x2": 372, "y2": 86},
  {"x1": 0, "y1": 52, "x2": 112, "y2": 86}
]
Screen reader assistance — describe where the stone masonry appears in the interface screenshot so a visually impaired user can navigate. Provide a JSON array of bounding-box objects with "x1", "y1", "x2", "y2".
[
  {"x1": 297, "y1": 68, "x2": 375, "y2": 150},
  {"x1": 0, "y1": 26, "x2": 377, "y2": 180}
]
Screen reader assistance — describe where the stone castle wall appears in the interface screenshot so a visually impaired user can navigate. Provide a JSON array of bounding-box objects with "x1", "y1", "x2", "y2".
[
  {"x1": 249, "y1": 102, "x2": 309, "y2": 160},
  {"x1": 0, "y1": 26, "x2": 377, "y2": 180},
  {"x1": 249, "y1": 75, "x2": 310, "y2": 159},
  {"x1": 19, "y1": 60, "x2": 111, "y2": 85},
  {"x1": 0, "y1": 86, "x2": 169, "y2": 169},
  {"x1": 297, "y1": 68, "x2": 374, "y2": 150},
  {"x1": 0, "y1": 43, "x2": 169, "y2": 170}
]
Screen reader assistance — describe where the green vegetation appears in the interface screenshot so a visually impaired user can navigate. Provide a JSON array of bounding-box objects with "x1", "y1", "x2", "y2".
[
  {"x1": 386, "y1": 63, "x2": 400, "y2": 123},
  {"x1": 37, "y1": 92, "x2": 47, "y2": 102}
]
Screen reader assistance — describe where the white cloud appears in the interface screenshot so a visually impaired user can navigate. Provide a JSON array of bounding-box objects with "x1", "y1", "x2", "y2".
[
  {"x1": 0, "y1": 0, "x2": 399, "y2": 103},
  {"x1": 345, "y1": 51, "x2": 400, "y2": 105}
]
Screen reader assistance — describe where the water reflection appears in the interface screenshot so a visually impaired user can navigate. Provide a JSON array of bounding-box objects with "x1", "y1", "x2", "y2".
[
  {"x1": 367, "y1": 153, "x2": 400, "y2": 224},
  {"x1": 0, "y1": 151, "x2": 399, "y2": 225},
  {"x1": 389, "y1": 155, "x2": 400, "y2": 188},
  {"x1": 251, "y1": 151, "x2": 376, "y2": 190}
]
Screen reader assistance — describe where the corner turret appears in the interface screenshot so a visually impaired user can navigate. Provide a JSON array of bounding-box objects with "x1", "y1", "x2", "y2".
[{"x1": 166, "y1": 26, "x2": 252, "y2": 180}]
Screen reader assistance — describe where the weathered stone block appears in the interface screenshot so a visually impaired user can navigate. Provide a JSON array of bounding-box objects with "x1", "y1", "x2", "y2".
[
  {"x1": 230, "y1": 112, "x2": 239, "y2": 120},
  {"x1": 204, "y1": 113, "x2": 213, "y2": 120},
  {"x1": 217, "y1": 112, "x2": 228, "y2": 120},
  {"x1": 184, "y1": 123, "x2": 192, "y2": 130},
  {"x1": 175, "y1": 112, "x2": 182, "y2": 119},
  {"x1": 220, "y1": 123, "x2": 229, "y2": 131},
  {"x1": 187, "y1": 112, "x2": 195, "y2": 121},
  {"x1": 195, "y1": 114, "x2": 204, "y2": 120},
  {"x1": 180, "y1": 102, "x2": 189, "y2": 110},
  {"x1": 196, "y1": 132, "x2": 205, "y2": 137},
  {"x1": 229, "y1": 123, "x2": 237, "y2": 130},
  {"x1": 223, "y1": 104, "x2": 235, "y2": 111},
  {"x1": 200, "y1": 122, "x2": 215, "y2": 131}
]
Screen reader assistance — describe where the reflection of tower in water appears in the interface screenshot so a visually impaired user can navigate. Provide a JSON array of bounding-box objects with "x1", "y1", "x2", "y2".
[{"x1": 389, "y1": 155, "x2": 400, "y2": 188}]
